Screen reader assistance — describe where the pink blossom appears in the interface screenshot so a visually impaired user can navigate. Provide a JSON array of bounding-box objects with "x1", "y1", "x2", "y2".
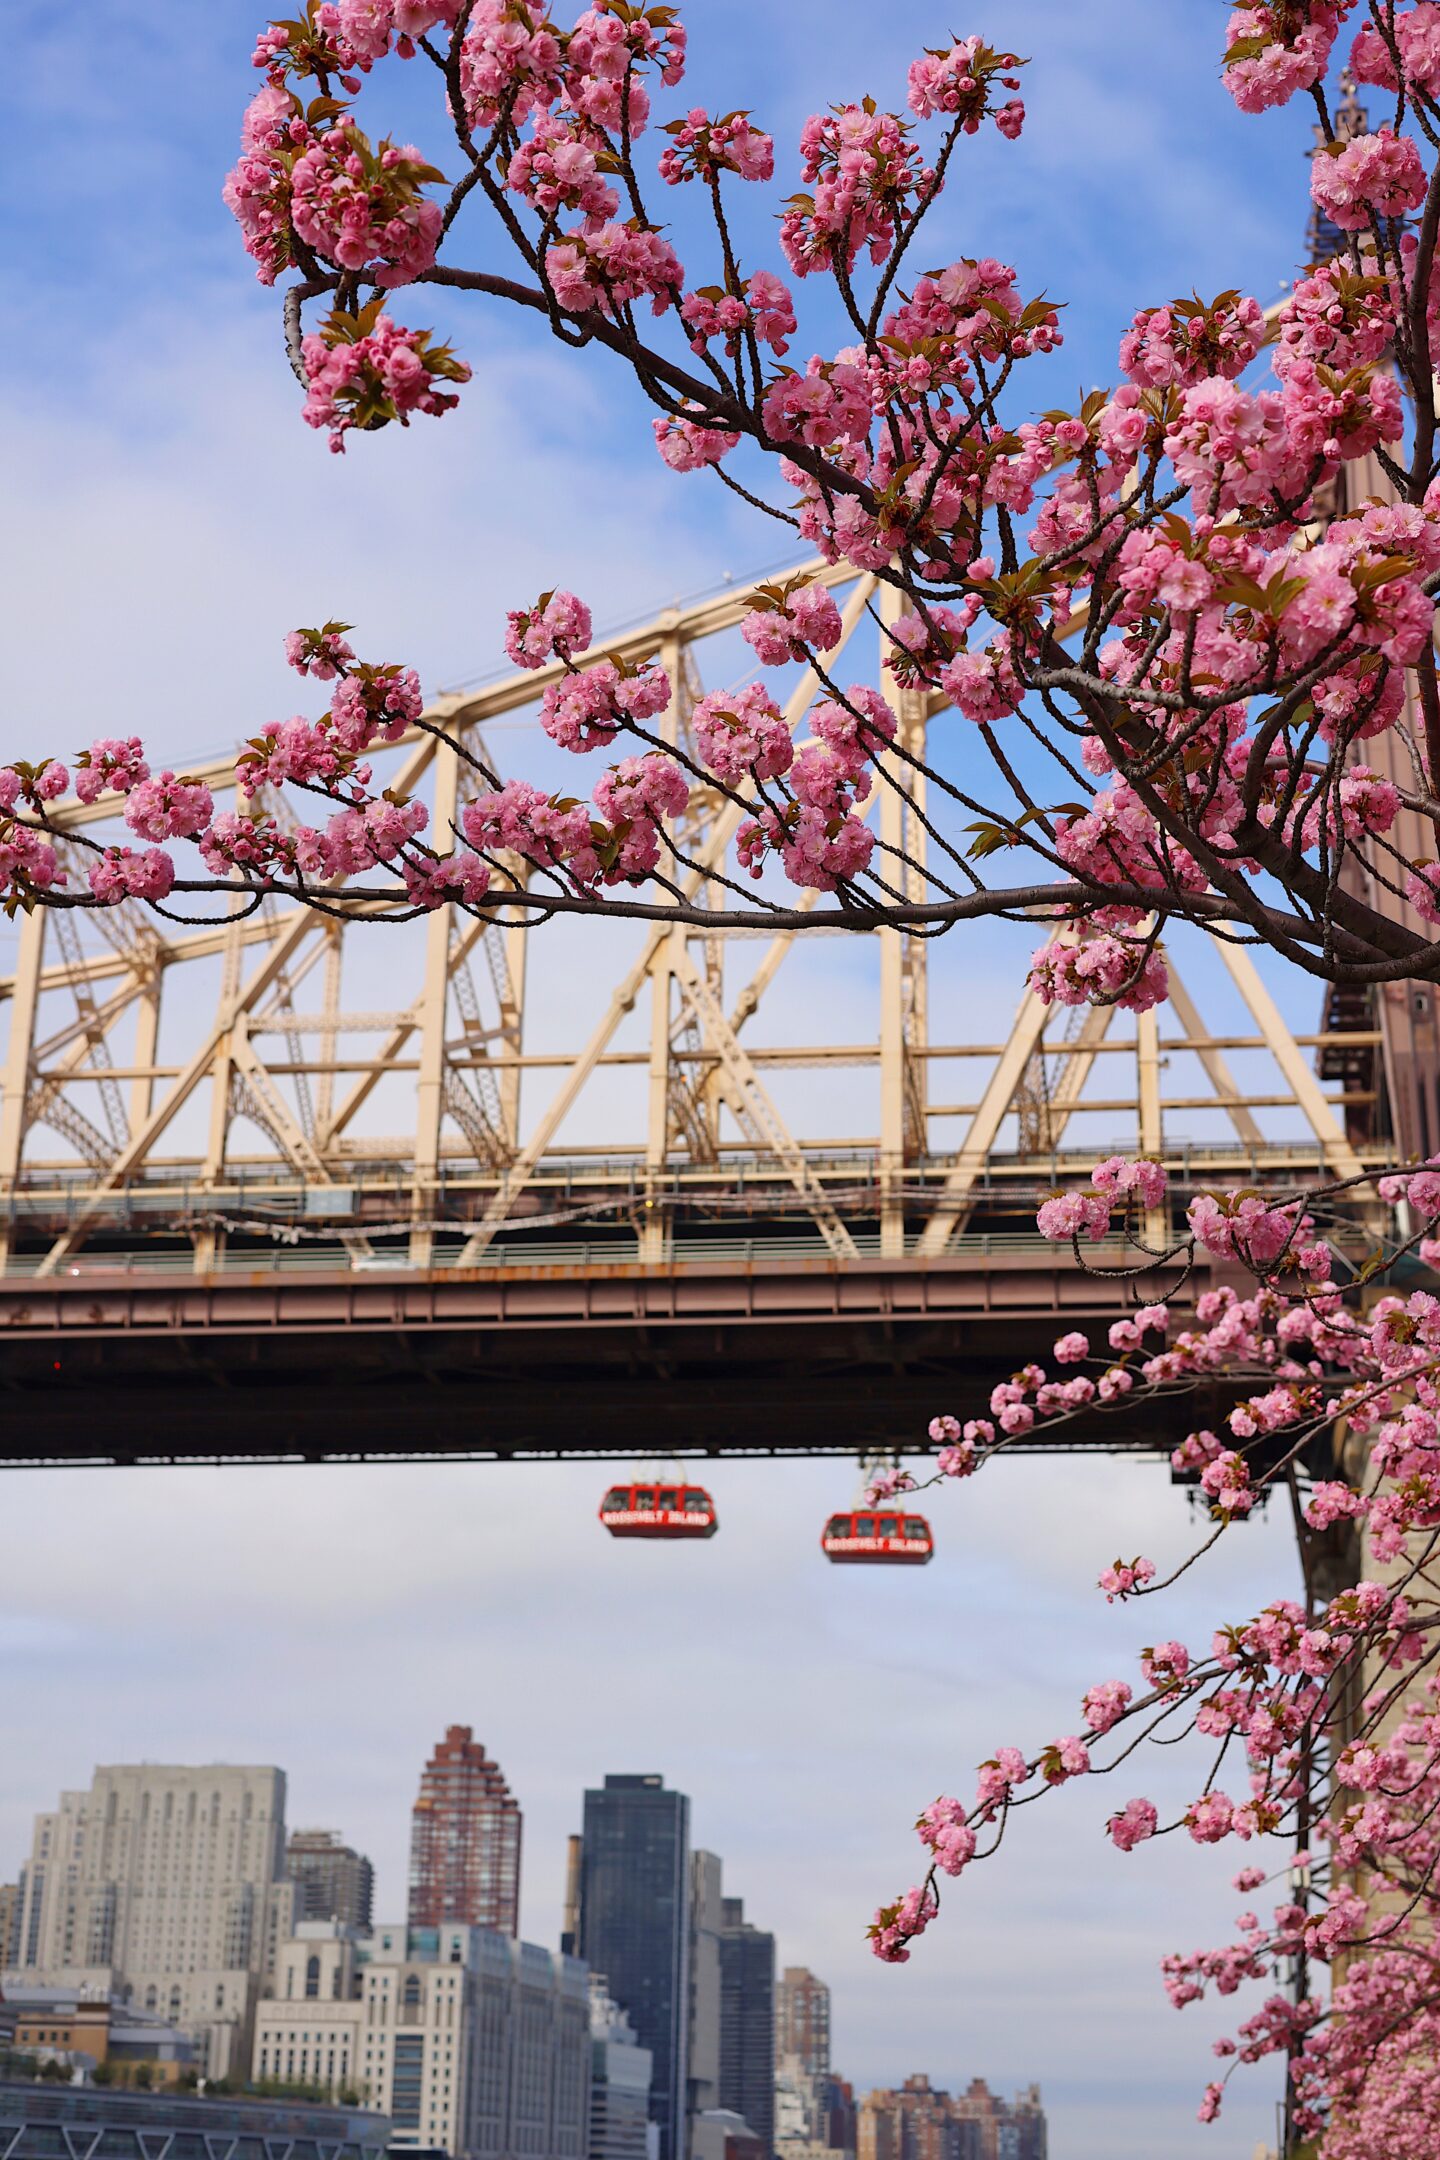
[
  {"x1": 1099, "y1": 1556, "x2": 1156, "y2": 1604},
  {"x1": 88, "y1": 847, "x2": 175, "y2": 906},
  {"x1": 1083, "y1": 1680, "x2": 1133, "y2": 1735},
  {"x1": 1036, "y1": 1190, "x2": 1112, "y2": 1242},
  {"x1": 653, "y1": 410, "x2": 739, "y2": 470},
  {"x1": 740, "y1": 581, "x2": 843, "y2": 664},
  {"x1": 692, "y1": 685, "x2": 793, "y2": 785},
  {"x1": 1108, "y1": 1797, "x2": 1159, "y2": 1851},
  {"x1": 505, "y1": 591, "x2": 593, "y2": 671},
  {"x1": 75, "y1": 739, "x2": 150, "y2": 803},
  {"x1": 1311, "y1": 126, "x2": 1427, "y2": 231},
  {"x1": 284, "y1": 626, "x2": 356, "y2": 680},
  {"x1": 1222, "y1": 4, "x2": 1345, "y2": 112},
  {"x1": 125, "y1": 773, "x2": 214, "y2": 844},
  {"x1": 301, "y1": 314, "x2": 469, "y2": 451},
  {"x1": 1186, "y1": 1791, "x2": 1236, "y2": 1844},
  {"x1": 658, "y1": 107, "x2": 773, "y2": 186},
  {"x1": 917, "y1": 1796, "x2": 977, "y2": 1876}
]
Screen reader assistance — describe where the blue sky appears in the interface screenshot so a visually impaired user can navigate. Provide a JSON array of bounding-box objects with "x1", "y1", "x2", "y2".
[{"x1": 0, "y1": 6, "x2": 1349, "y2": 2156}]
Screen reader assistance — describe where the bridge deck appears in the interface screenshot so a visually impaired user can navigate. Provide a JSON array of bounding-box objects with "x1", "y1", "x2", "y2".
[{"x1": 0, "y1": 1248, "x2": 1230, "y2": 1466}]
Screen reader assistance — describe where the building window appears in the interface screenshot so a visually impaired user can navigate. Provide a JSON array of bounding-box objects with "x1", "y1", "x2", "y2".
[
  {"x1": 306, "y1": 1956, "x2": 322, "y2": 2001},
  {"x1": 392, "y1": 2035, "x2": 425, "y2": 2130}
]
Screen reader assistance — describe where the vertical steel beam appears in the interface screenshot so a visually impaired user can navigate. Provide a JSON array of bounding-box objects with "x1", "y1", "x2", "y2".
[
  {"x1": 641, "y1": 630, "x2": 683, "y2": 1262},
  {"x1": 878, "y1": 584, "x2": 929, "y2": 1256},
  {"x1": 411, "y1": 740, "x2": 461, "y2": 1264},
  {"x1": 0, "y1": 906, "x2": 47, "y2": 1266},
  {"x1": 1136, "y1": 1004, "x2": 1166, "y2": 1246},
  {"x1": 128, "y1": 970, "x2": 161, "y2": 1138}
]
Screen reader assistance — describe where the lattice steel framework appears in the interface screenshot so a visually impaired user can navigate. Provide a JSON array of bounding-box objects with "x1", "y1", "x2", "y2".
[{"x1": 0, "y1": 556, "x2": 1407, "y2": 1284}]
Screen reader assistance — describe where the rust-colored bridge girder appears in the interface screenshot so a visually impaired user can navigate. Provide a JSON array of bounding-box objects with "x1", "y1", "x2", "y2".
[{"x1": 1, "y1": 1249, "x2": 1236, "y2": 1466}]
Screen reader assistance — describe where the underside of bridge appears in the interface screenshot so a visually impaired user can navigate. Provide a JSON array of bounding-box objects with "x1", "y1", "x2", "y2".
[{"x1": 5, "y1": 1255, "x2": 1236, "y2": 1466}]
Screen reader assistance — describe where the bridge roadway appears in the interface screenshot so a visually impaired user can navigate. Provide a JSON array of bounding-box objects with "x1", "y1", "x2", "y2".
[{"x1": 0, "y1": 1243, "x2": 1233, "y2": 1467}]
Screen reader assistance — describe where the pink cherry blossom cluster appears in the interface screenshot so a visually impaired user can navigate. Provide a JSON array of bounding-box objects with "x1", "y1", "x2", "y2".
[
  {"x1": 735, "y1": 799, "x2": 874, "y2": 894},
  {"x1": 658, "y1": 107, "x2": 773, "y2": 186},
  {"x1": 546, "y1": 219, "x2": 683, "y2": 317},
  {"x1": 290, "y1": 123, "x2": 444, "y2": 286},
  {"x1": 504, "y1": 590, "x2": 594, "y2": 670},
  {"x1": 538, "y1": 655, "x2": 670, "y2": 752},
  {"x1": 1353, "y1": 1, "x2": 1440, "y2": 93},
  {"x1": 760, "y1": 358, "x2": 872, "y2": 449},
  {"x1": 1119, "y1": 290, "x2": 1266, "y2": 390},
  {"x1": 505, "y1": 111, "x2": 618, "y2": 226},
  {"x1": 652, "y1": 409, "x2": 739, "y2": 471},
  {"x1": 301, "y1": 311, "x2": 471, "y2": 451},
  {"x1": 780, "y1": 104, "x2": 937, "y2": 279},
  {"x1": 905, "y1": 36, "x2": 1025, "y2": 136},
  {"x1": 739, "y1": 578, "x2": 843, "y2": 665},
  {"x1": 74, "y1": 739, "x2": 151, "y2": 805},
  {"x1": 1221, "y1": 2, "x2": 1353, "y2": 114},
  {"x1": 1028, "y1": 929, "x2": 1169, "y2": 1015},
  {"x1": 1310, "y1": 124, "x2": 1428, "y2": 229},
  {"x1": 680, "y1": 270, "x2": 795, "y2": 358},
  {"x1": 88, "y1": 848, "x2": 177, "y2": 906},
  {"x1": 690, "y1": 686, "x2": 793, "y2": 786}
]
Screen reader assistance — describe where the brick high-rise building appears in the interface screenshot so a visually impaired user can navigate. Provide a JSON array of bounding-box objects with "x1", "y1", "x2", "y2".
[
  {"x1": 776, "y1": 1967, "x2": 830, "y2": 2078},
  {"x1": 858, "y1": 2078, "x2": 1045, "y2": 2160},
  {"x1": 407, "y1": 1726, "x2": 522, "y2": 1936}
]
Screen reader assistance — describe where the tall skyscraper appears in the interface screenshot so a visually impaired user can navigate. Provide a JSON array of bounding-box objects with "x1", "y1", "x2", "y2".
[
  {"x1": 286, "y1": 1829, "x2": 375, "y2": 1931},
  {"x1": 407, "y1": 1725, "x2": 522, "y2": 1935},
  {"x1": 688, "y1": 1852, "x2": 724, "y2": 2122},
  {"x1": 718, "y1": 1898, "x2": 775, "y2": 2154},
  {"x1": 11, "y1": 1763, "x2": 289, "y2": 2075},
  {"x1": 776, "y1": 1967, "x2": 830, "y2": 2078},
  {"x1": 578, "y1": 1775, "x2": 691, "y2": 2160}
]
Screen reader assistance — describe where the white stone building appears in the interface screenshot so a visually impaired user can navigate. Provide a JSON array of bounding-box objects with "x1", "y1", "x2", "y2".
[
  {"x1": 254, "y1": 1920, "x2": 591, "y2": 2160},
  {"x1": 6, "y1": 1763, "x2": 292, "y2": 2076}
]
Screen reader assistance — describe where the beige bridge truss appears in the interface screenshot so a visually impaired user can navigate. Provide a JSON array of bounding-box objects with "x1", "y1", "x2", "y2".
[{"x1": 0, "y1": 558, "x2": 1390, "y2": 1281}]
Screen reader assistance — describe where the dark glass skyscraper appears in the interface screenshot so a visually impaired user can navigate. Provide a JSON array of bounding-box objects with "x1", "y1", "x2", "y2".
[
  {"x1": 719, "y1": 1897, "x2": 775, "y2": 2153},
  {"x1": 578, "y1": 1775, "x2": 691, "y2": 2160}
]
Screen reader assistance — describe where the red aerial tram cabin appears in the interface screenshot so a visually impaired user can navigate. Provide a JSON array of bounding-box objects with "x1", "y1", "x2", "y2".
[
  {"x1": 600, "y1": 1482, "x2": 719, "y2": 1540},
  {"x1": 821, "y1": 1509, "x2": 934, "y2": 1564}
]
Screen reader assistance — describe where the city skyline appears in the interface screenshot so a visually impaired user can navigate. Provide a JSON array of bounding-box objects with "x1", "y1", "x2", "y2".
[
  {"x1": 0, "y1": 1722, "x2": 1026, "y2": 2122},
  {"x1": 0, "y1": 1447, "x2": 1286, "y2": 2158}
]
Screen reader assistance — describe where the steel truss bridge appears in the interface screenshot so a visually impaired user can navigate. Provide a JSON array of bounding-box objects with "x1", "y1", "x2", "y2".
[{"x1": 3, "y1": 480, "x2": 1438, "y2": 1467}]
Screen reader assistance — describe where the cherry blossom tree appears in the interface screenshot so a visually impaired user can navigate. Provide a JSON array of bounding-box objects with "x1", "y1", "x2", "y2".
[
  {"x1": 863, "y1": 1148, "x2": 1440, "y2": 2155},
  {"x1": 2, "y1": 0, "x2": 1439, "y2": 1021}
]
